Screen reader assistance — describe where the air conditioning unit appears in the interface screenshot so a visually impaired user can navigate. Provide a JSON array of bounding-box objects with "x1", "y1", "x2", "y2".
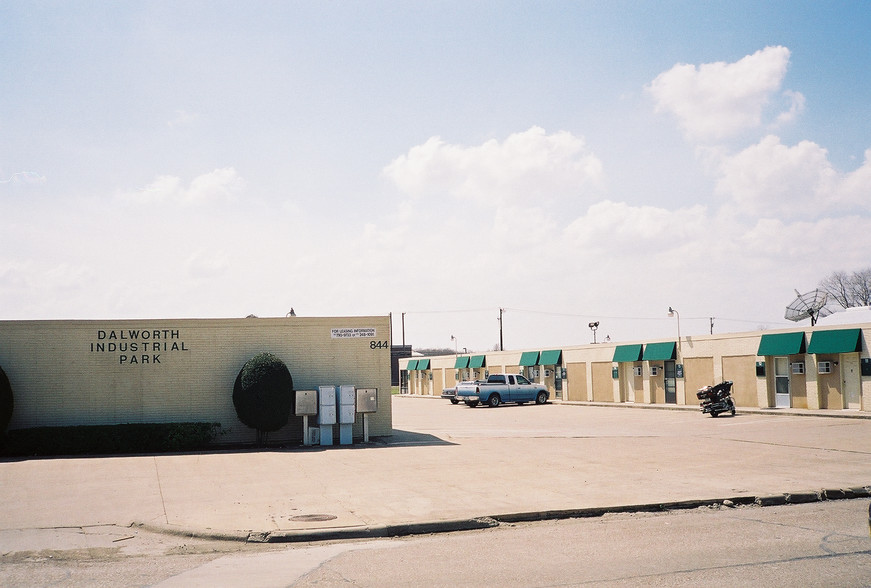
[
  {"x1": 633, "y1": 366, "x2": 643, "y2": 377},
  {"x1": 307, "y1": 427, "x2": 320, "y2": 445},
  {"x1": 650, "y1": 366, "x2": 660, "y2": 376},
  {"x1": 791, "y1": 362, "x2": 805, "y2": 375},
  {"x1": 818, "y1": 361, "x2": 832, "y2": 374}
]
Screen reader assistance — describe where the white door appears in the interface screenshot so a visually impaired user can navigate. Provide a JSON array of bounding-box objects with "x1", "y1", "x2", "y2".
[
  {"x1": 842, "y1": 353, "x2": 861, "y2": 409},
  {"x1": 623, "y1": 364, "x2": 637, "y2": 403},
  {"x1": 774, "y1": 357, "x2": 790, "y2": 408}
]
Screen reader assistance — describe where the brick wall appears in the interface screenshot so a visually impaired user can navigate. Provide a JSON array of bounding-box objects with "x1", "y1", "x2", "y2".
[{"x1": 0, "y1": 316, "x2": 392, "y2": 444}]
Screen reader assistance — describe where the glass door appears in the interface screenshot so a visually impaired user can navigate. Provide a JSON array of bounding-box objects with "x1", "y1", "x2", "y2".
[
  {"x1": 664, "y1": 361, "x2": 677, "y2": 404},
  {"x1": 774, "y1": 357, "x2": 790, "y2": 408}
]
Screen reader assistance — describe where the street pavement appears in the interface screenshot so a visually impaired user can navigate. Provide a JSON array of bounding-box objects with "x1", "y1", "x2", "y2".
[{"x1": 1, "y1": 396, "x2": 870, "y2": 548}]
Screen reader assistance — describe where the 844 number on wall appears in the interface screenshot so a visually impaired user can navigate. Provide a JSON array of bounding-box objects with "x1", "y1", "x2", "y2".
[{"x1": 369, "y1": 340, "x2": 389, "y2": 349}]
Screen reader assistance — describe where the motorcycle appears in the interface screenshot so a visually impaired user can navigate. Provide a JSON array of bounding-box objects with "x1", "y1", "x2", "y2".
[{"x1": 696, "y1": 380, "x2": 736, "y2": 417}]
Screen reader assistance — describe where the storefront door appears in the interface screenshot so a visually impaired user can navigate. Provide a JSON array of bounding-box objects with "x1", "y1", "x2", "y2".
[
  {"x1": 774, "y1": 357, "x2": 790, "y2": 408},
  {"x1": 664, "y1": 360, "x2": 676, "y2": 404},
  {"x1": 843, "y1": 354, "x2": 861, "y2": 409}
]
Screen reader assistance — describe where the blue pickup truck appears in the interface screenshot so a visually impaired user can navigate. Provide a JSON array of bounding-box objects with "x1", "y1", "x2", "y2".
[{"x1": 456, "y1": 373, "x2": 549, "y2": 407}]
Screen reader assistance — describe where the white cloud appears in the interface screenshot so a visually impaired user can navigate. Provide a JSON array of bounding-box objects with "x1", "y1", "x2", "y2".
[
  {"x1": 127, "y1": 167, "x2": 245, "y2": 205},
  {"x1": 646, "y1": 46, "x2": 794, "y2": 142},
  {"x1": 837, "y1": 149, "x2": 871, "y2": 208},
  {"x1": 566, "y1": 200, "x2": 708, "y2": 247},
  {"x1": 0, "y1": 171, "x2": 46, "y2": 185},
  {"x1": 186, "y1": 249, "x2": 229, "y2": 279},
  {"x1": 167, "y1": 109, "x2": 202, "y2": 129},
  {"x1": 774, "y1": 89, "x2": 806, "y2": 126},
  {"x1": 714, "y1": 135, "x2": 871, "y2": 218},
  {"x1": 382, "y1": 126, "x2": 604, "y2": 207}
]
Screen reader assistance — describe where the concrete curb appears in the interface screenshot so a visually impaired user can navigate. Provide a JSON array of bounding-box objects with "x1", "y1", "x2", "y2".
[
  {"x1": 131, "y1": 521, "x2": 251, "y2": 542},
  {"x1": 132, "y1": 485, "x2": 871, "y2": 544}
]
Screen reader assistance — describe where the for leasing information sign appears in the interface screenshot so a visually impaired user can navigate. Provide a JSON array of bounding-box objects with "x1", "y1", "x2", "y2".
[{"x1": 330, "y1": 327, "x2": 376, "y2": 339}]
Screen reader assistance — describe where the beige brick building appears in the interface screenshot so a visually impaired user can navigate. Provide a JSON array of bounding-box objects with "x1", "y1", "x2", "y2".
[
  {"x1": 0, "y1": 316, "x2": 392, "y2": 444},
  {"x1": 403, "y1": 321, "x2": 871, "y2": 413}
]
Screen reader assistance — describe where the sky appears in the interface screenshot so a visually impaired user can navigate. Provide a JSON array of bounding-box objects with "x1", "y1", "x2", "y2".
[{"x1": 2, "y1": 1, "x2": 871, "y2": 352}]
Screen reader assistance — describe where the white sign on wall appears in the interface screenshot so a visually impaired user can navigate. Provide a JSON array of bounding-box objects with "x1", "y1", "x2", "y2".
[{"x1": 331, "y1": 327, "x2": 376, "y2": 339}]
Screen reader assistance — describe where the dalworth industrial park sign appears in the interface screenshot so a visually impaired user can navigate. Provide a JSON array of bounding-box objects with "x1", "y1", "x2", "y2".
[{"x1": 89, "y1": 327, "x2": 190, "y2": 365}]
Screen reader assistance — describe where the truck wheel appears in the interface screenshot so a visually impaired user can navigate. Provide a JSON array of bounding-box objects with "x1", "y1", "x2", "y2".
[
  {"x1": 450, "y1": 398, "x2": 459, "y2": 404},
  {"x1": 487, "y1": 395, "x2": 501, "y2": 408},
  {"x1": 535, "y1": 391, "x2": 547, "y2": 405}
]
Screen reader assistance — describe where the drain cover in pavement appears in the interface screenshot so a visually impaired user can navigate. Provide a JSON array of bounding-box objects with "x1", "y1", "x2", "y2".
[{"x1": 291, "y1": 514, "x2": 338, "y2": 522}]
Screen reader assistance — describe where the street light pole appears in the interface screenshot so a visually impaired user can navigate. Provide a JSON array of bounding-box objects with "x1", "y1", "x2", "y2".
[
  {"x1": 668, "y1": 306, "x2": 681, "y2": 356},
  {"x1": 498, "y1": 308, "x2": 505, "y2": 351}
]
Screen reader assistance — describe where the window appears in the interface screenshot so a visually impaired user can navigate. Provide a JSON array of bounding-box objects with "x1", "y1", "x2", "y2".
[
  {"x1": 508, "y1": 375, "x2": 516, "y2": 385},
  {"x1": 650, "y1": 366, "x2": 660, "y2": 376},
  {"x1": 791, "y1": 362, "x2": 804, "y2": 375},
  {"x1": 633, "y1": 366, "x2": 642, "y2": 377},
  {"x1": 818, "y1": 361, "x2": 832, "y2": 374},
  {"x1": 517, "y1": 375, "x2": 531, "y2": 385}
]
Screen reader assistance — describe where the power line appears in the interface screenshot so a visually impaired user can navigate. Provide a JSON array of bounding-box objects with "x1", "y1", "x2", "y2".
[{"x1": 403, "y1": 306, "x2": 791, "y2": 327}]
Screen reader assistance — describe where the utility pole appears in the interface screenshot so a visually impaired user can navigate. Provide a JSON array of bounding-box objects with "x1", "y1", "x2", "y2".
[{"x1": 498, "y1": 308, "x2": 504, "y2": 351}]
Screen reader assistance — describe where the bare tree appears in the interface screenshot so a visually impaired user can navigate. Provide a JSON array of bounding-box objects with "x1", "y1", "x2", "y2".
[
  {"x1": 819, "y1": 267, "x2": 871, "y2": 309},
  {"x1": 851, "y1": 268, "x2": 871, "y2": 306}
]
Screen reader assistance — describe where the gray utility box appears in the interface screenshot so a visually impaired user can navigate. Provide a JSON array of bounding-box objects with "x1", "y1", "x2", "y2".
[
  {"x1": 337, "y1": 385, "x2": 356, "y2": 445},
  {"x1": 295, "y1": 390, "x2": 318, "y2": 416},
  {"x1": 337, "y1": 385, "x2": 356, "y2": 424},
  {"x1": 318, "y1": 385, "x2": 337, "y2": 446},
  {"x1": 356, "y1": 388, "x2": 378, "y2": 413},
  {"x1": 356, "y1": 388, "x2": 378, "y2": 443},
  {"x1": 295, "y1": 390, "x2": 318, "y2": 446}
]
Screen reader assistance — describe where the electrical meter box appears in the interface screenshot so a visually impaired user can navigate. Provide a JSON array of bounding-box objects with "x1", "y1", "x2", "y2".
[
  {"x1": 317, "y1": 385, "x2": 336, "y2": 425},
  {"x1": 356, "y1": 388, "x2": 378, "y2": 413},
  {"x1": 337, "y1": 385, "x2": 356, "y2": 425},
  {"x1": 295, "y1": 390, "x2": 318, "y2": 416}
]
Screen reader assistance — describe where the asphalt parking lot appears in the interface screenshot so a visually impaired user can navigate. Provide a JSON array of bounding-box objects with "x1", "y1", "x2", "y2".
[{"x1": 2, "y1": 395, "x2": 869, "y2": 545}]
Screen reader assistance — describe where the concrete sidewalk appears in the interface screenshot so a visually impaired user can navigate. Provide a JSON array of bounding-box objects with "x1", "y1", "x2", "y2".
[{"x1": 1, "y1": 396, "x2": 870, "y2": 544}]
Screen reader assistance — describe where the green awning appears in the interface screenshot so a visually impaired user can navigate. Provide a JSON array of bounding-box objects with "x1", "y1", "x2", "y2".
[
  {"x1": 406, "y1": 359, "x2": 418, "y2": 371},
  {"x1": 470, "y1": 355, "x2": 486, "y2": 368},
  {"x1": 807, "y1": 328, "x2": 862, "y2": 354},
  {"x1": 519, "y1": 351, "x2": 540, "y2": 366},
  {"x1": 612, "y1": 344, "x2": 643, "y2": 362},
  {"x1": 539, "y1": 349, "x2": 562, "y2": 365},
  {"x1": 454, "y1": 356, "x2": 470, "y2": 369},
  {"x1": 757, "y1": 332, "x2": 806, "y2": 356},
  {"x1": 642, "y1": 342, "x2": 676, "y2": 361},
  {"x1": 417, "y1": 358, "x2": 431, "y2": 370}
]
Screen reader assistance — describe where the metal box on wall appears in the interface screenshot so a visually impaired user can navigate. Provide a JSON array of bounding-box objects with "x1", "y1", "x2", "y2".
[
  {"x1": 356, "y1": 388, "x2": 378, "y2": 413},
  {"x1": 295, "y1": 390, "x2": 318, "y2": 416},
  {"x1": 317, "y1": 385, "x2": 336, "y2": 425},
  {"x1": 337, "y1": 385, "x2": 355, "y2": 444}
]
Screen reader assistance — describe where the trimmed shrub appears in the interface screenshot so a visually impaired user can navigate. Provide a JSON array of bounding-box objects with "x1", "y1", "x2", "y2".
[
  {"x1": 0, "y1": 366, "x2": 12, "y2": 435},
  {"x1": 2, "y1": 422, "x2": 220, "y2": 456},
  {"x1": 233, "y1": 352, "x2": 294, "y2": 441}
]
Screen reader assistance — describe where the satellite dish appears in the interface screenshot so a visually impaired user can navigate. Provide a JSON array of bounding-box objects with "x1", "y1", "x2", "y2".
[{"x1": 784, "y1": 289, "x2": 832, "y2": 325}]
